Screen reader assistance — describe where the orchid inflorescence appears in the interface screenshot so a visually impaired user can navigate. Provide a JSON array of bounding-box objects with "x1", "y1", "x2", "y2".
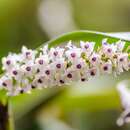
[{"x1": 0, "y1": 39, "x2": 129, "y2": 96}]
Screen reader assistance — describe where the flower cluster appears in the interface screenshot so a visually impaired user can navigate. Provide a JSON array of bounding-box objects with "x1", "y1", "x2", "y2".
[{"x1": 0, "y1": 39, "x2": 129, "y2": 96}]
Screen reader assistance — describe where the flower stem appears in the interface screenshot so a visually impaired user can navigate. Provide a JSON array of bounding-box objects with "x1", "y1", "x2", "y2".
[{"x1": 0, "y1": 97, "x2": 14, "y2": 130}]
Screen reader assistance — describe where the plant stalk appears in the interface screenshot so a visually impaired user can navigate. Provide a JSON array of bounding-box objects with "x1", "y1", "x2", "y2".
[{"x1": 0, "y1": 97, "x2": 14, "y2": 130}]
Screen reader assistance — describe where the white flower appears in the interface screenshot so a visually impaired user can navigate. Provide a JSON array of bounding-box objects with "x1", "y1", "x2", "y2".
[
  {"x1": 102, "y1": 38, "x2": 108, "y2": 45},
  {"x1": 117, "y1": 109, "x2": 130, "y2": 126},
  {"x1": 117, "y1": 81, "x2": 130, "y2": 109},
  {"x1": 101, "y1": 40, "x2": 116, "y2": 58},
  {"x1": 35, "y1": 54, "x2": 49, "y2": 73},
  {"x1": 9, "y1": 66, "x2": 23, "y2": 80},
  {"x1": 89, "y1": 53, "x2": 100, "y2": 67},
  {"x1": 65, "y1": 47, "x2": 81, "y2": 63},
  {"x1": 0, "y1": 75, "x2": 23, "y2": 96},
  {"x1": 20, "y1": 62, "x2": 36, "y2": 78},
  {"x1": 64, "y1": 67, "x2": 81, "y2": 84},
  {"x1": 2, "y1": 54, "x2": 17, "y2": 71},
  {"x1": 72, "y1": 58, "x2": 87, "y2": 72},
  {"x1": 0, "y1": 75, "x2": 13, "y2": 91},
  {"x1": 49, "y1": 47, "x2": 64, "y2": 61},
  {"x1": 117, "y1": 80, "x2": 130, "y2": 126},
  {"x1": 51, "y1": 58, "x2": 66, "y2": 72},
  {"x1": 21, "y1": 46, "x2": 36, "y2": 62},
  {"x1": 43, "y1": 65, "x2": 55, "y2": 82},
  {"x1": 100, "y1": 60, "x2": 112, "y2": 74},
  {"x1": 88, "y1": 67, "x2": 99, "y2": 79},
  {"x1": 117, "y1": 53, "x2": 129, "y2": 73},
  {"x1": 32, "y1": 75, "x2": 45, "y2": 89},
  {"x1": 80, "y1": 41, "x2": 95, "y2": 57},
  {"x1": 116, "y1": 40, "x2": 125, "y2": 52}
]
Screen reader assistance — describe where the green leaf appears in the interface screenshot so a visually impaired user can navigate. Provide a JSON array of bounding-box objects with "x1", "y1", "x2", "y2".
[{"x1": 45, "y1": 31, "x2": 130, "y2": 50}]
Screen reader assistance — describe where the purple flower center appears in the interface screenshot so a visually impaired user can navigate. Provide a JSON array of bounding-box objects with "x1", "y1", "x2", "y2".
[
  {"x1": 54, "y1": 51, "x2": 58, "y2": 56},
  {"x1": 2, "y1": 82, "x2": 7, "y2": 87},
  {"x1": 103, "y1": 66, "x2": 108, "y2": 71},
  {"x1": 92, "y1": 57, "x2": 96, "y2": 62},
  {"x1": 103, "y1": 42, "x2": 107, "y2": 45},
  {"x1": 76, "y1": 64, "x2": 82, "y2": 69},
  {"x1": 56, "y1": 64, "x2": 61, "y2": 69},
  {"x1": 37, "y1": 69, "x2": 40, "y2": 73},
  {"x1": 26, "y1": 66, "x2": 31, "y2": 71},
  {"x1": 90, "y1": 71, "x2": 95, "y2": 76},
  {"x1": 6, "y1": 60, "x2": 11, "y2": 65},
  {"x1": 38, "y1": 79, "x2": 43, "y2": 84},
  {"x1": 107, "y1": 48, "x2": 112, "y2": 53},
  {"x1": 120, "y1": 58, "x2": 124, "y2": 62},
  {"x1": 71, "y1": 53, "x2": 76, "y2": 58},
  {"x1": 38, "y1": 59, "x2": 44, "y2": 65},
  {"x1": 60, "y1": 80, "x2": 64, "y2": 84},
  {"x1": 81, "y1": 78, "x2": 86, "y2": 82},
  {"x1": 31, "y1": 85, "x2": 36, "y2": 89},
  {"x1": 67, "y1": 73, "x2": 72, "y2": 78},
  {"x1": 20, "y1": 90, "x2": 24, "y2": 94},
  {"x1": 45, "y1": 70, "x2": 50, "y2": 75},
  {"x1": 13, "y1": 70, "x2": 18, "y2": 75},
  {"x1": 26, "y1": 52, "x2": 31, "y2": 56},
  {"x1": 85, "y1": 44, "x2": 89, "y2": 49}
]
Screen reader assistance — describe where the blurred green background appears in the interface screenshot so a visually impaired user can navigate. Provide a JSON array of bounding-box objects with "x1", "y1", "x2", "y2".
[{"x1": 0, "y1": 0, "x2": 130, "y2": 130}]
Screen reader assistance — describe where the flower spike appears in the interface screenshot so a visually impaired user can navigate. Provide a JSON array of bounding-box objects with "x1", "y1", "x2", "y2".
[{"x1": 0, "y1": 39, "x2": 129, "y2": 96}]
